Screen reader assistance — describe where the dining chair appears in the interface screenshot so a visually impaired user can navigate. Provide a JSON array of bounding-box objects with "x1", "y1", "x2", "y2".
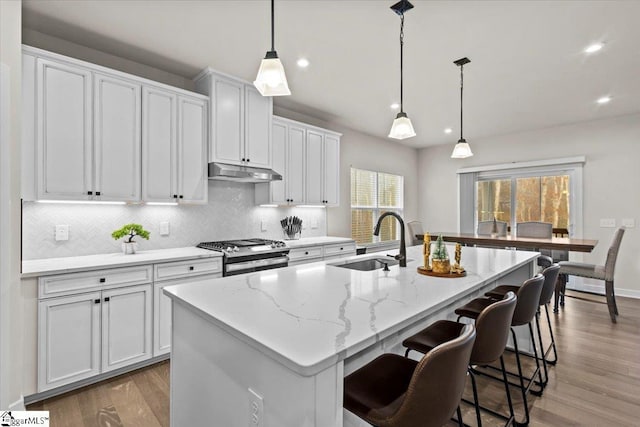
[
  {"x1": 407, "y1": 220, "x2": 424, "y2": 245},
  {"x1": 477, "y1": 220, "x2": 508, "y2": 236},
  {"x1": 556, "y1": 227, "x2": 625, "y2": 323},
  {"x1": 344, "y1": 324, "x2": 476, "y2": 427},
  {"x1": 517, "y1": 221, "x2": 568, "y2": 264}
]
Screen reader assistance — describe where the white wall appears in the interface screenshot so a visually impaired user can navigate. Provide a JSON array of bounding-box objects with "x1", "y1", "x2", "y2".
[
  {"x1": 0, "y1": 0, "x2": 24, "y2": 410},
  {"x1": 418, "y1": 113, "x2": 640, "y2": 296}
]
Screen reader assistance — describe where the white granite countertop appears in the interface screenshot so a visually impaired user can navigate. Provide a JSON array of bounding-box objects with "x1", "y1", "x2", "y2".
[
  {"x1": 164, "y1": 245, "x2": 537, "y2": 376},
  {"x1": 22, "y1": 247, "x2": 222, "y2": 278},
  {"x1": 283, "y1": 236, "x2": 354, "y2": 248}
]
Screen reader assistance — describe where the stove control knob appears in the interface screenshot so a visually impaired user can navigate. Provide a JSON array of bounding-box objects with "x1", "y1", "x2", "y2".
[
  {"x1": 225, "y1": 246, "x2": 233, "y2": 253},
  {"x1": 233, "y1": 246, "x2": 240, "y2": 252}
]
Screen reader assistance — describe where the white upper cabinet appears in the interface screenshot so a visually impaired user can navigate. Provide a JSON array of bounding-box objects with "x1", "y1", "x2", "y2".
[
  {"x1": 36, "y1": 58, "x2": 93, "y2": 200},
  {"x1": 177, "y1": 96, "x2": 208, "y2": 204},
  {"x1": 142, "y1": 86, "x2": 177, "y2": 203},
  {"x1": 142, "y1": 87, "x2": 208, "y2": 204},
  {"x1": 255, "y1": 116, "x2": 340, "y2": 207},
  {"x1": 195, "y1": 69, "x2": 272, "y2": 168},
  {"x1": 94, "y1": 73, "x2": 141, "y2": 202},
  {"x1": 23, "y1": 46, "x2": 209, "y2": 203}
]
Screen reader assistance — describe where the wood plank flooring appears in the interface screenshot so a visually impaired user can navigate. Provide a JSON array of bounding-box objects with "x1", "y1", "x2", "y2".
[{"x1": 29, "y1": 293, "x2": 640, "y2": 426}]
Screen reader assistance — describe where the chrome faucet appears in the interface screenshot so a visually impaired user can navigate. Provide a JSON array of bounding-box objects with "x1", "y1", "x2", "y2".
[{"x1": 373, "y1": 212, "x2": 407, "y2": 267}]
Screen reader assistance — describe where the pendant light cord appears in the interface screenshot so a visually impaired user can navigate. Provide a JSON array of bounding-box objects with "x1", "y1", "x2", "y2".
[
  {"x1": 271, "y1": 0, "x2": 275, "y2": 52},
  {"x1": 400, "y1": 14, "x2": 405, "y2": 113},
  {"x1": 459, "y1": 63, "x2": 464, "y2": 140}
]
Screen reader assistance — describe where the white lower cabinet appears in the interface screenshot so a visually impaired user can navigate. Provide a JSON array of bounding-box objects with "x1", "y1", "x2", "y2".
[
  {"x1": 101, "y1": 284, "x2": 152, "y2": 372},
  {"x1": 38, "y1": 292, "x2": 101, "y2": 392}
]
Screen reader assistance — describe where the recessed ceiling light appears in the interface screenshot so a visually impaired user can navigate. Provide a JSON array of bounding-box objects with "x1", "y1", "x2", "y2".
[
  {"x1": 584, "y1": 43, "x2": 604, "y2": 54},
  {"x1": 390, "y1": 103, "x2": 400, "y2": 110},
  {"x1": 296, "y1": 58, "x2": 310, "y2": 68},
  {"x1": 597, "y1": 96, "x2": 611, "y2": 104},
  {"x1": 444, "y1": 128, "x2": 453, "y2": 134}
]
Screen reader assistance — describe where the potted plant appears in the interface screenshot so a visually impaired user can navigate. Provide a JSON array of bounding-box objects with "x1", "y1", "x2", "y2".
[
  {"x1": 111, "y1": 223, "x2": 150, "y2": 255},
  {"x1": 431, "y1": 235, "x2": 451, "y2": 274}
]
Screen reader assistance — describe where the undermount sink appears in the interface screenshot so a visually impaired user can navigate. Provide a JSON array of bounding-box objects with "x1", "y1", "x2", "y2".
[{"x1": 336, "y1": 257, "x2": 400, "y2": 271}]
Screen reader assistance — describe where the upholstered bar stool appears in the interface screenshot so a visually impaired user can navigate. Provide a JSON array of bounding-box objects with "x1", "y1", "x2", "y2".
[
  {"x1": 455, "y1": 275, "x2": 544, "y2": 426},
  {"x1": 556, "y1": 227, "x2": 625, "y2": 323},
  {"x1": 403, "y1": 292, "x2": 517, "y2": 427},
  {"x1": 486, "y1": 264, "x2": 562, "y2": 390},
  {"x1": 344, "y1": 324, "x2": 476, "y2": 427}
]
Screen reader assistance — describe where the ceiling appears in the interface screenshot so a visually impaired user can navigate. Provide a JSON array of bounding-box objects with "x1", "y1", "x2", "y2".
[{"x1": 22, "y1": 1, "x2": 640, "y2": 148}]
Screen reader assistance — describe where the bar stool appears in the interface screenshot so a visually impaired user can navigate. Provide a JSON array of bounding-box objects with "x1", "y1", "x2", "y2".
[
  {"x1": 455, "y1": 275, "x2": 544, "y2": 426},
  {"x1": 403, "y1": 292, "x2": 517, "y2": 427},
  {"x1": 344, "y1": 324, "x2": 476, "y2": 427},
  {"x1": 486, "y1": 263, "x2": 561, "y2": 391}
]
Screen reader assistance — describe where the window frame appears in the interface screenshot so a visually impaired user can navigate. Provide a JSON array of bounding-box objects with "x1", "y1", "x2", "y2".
[{"x1": 350, "y1": 168, "x2": 404, "y2": 246}]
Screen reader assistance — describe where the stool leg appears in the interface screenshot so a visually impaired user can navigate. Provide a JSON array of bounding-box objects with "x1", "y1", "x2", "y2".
[
  {"x1": 468, "y1": 368, "x2": 483, "y2": 427},
  {"x1": 612, "y1": 284, "x2": 619, "y2": 315},
  {"x1": 529, "y1": 321, "x2": 545, "y2": 396},
  {"x1": 500, "y1": 355, "x2": 515, "y2": 424},
  {"x1": 534, "y1": 313, "x2": 549, "y2": 390},
  {"x1": 544, "y1": 304, "x2": 558, "y2": 365},
  {"x1": 554, "y1": 275, "x2": 565, "y2": 313},
  {"x1": 456, "y1": 406, "x2": 464, "y2": 427},
  {"x1": 511, "y1": 328, "x2": 531, "y2": 426}
]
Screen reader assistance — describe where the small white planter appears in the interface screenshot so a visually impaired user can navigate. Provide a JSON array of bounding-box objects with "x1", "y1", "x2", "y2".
[{"x1": 122, "y1": 242, "x2": 138, "y2": 255}]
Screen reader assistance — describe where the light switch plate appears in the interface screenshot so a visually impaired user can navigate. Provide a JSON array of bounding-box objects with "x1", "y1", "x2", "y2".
[
  {"x1": 311, "y1": 219, "x2": 318, "y2": 229},
  {"x1": 159, "y1": 221, "x2": 170, "y2": 236},
  {"x1": 261, "y1": 219, "x2": 267, "y2": 232},
  {"x1": 621, "y1": 218, "x2": 635, "y2": 228},
  {"x1": 55, "y1": 225, "x2": 69, "y2": 241},
  {"x1": 599, "y1": 218, "x2": 616, "y2": 228}
]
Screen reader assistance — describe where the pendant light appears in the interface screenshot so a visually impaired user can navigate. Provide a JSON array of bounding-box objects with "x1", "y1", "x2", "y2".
[
  {"x1": 254, "y1": 0, "x2": 291, "y2": 96},
  {"x1": 451, "y1": 57, "x2": 473, "y2": 158},
  {"x1": 388, "y1": 0, "x2": 416, "y2": 140}
]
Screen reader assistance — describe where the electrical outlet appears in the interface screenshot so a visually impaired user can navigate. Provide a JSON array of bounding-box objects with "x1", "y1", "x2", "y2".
[
  {"x1": 599, "y1": 218, "x2": 616, "y2": 228},
  {"x1": 55, "y1": 225, "x2": 69, "y2": 241},
  {"x1": 261, "y1": 219, "x2": 267, "y2": 232},
  {"x1": 248, "y1": 388, "x2": 263, "y2": 427},
  {"x1": 621, "y1": 218, "x2": 635, "y2": 228},
  {"x1": 159, "y1": 222, "x2": 170, "y2": 236}
]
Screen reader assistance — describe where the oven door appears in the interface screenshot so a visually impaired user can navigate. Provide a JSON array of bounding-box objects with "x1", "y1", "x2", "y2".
[{"x1": 224, "y1": 255, "x2": 289, "y2": 276}]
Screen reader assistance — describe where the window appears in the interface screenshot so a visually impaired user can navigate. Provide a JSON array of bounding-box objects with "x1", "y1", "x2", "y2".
[
  {"x1": 351, "y1": 168, "x2": 404, "y2": 244},
  {"x1": 458, "y1": 157, "x2": 583, "y2": 237}
]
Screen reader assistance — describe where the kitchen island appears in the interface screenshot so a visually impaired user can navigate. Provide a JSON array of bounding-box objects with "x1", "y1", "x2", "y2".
[{"x1": 164, "y1": 245, "x2": 538, "y2": 427}]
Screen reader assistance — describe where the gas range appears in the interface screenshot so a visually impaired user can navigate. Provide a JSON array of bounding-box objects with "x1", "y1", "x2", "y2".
[{"x1": 197, "y1": 238, "x2": 289, "y2": 276}]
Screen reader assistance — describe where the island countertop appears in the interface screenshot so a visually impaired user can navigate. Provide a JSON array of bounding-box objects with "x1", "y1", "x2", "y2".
[{"x1": 164, "y1": 245, "x2": 537, "y2": 376}]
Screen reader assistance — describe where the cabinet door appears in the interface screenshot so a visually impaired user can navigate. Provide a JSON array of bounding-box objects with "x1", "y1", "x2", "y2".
[
  {"x1": 178, "y1": 95, "x2": 208, "y2": 204},
  {"x1": 212, "y1": 76, "x2": 244, "y2": 164},
  {"x1": 244, "y1": 85, "x2": 272, "y2": 168},
  {"x1": 38, "y1": 292, "x2": 101, "y2": 392},
  {"x1": 142, "y1": 86, "x2": 178, "y2": 202},
  {"x1": 22, "y1": 53, "x2": 37, "y2": 201},
  {"x1": 323, "y1": 134, "x2": 340, "y2": 206},
  {"x1": 288, "y1": 125, "x2": 306, "y2": 204},
  {"x1": 153, "y1": 281, "x2": 172, "y2": 356},
  {"x1": 305, "y1": 130, "x2": 324, "y2": 204},
  {"x1": 94, "y1": 73, "x2": 141, "y2": 202},
  {"x1": 269, "y1": 120, "x2": 287, "y2": 204},
  {"x1": 101, "y1": 284, "x2": 152, "y2": 372},
  {"x1": 36, "y1": 58, "x2": 92, "y2": 200}
]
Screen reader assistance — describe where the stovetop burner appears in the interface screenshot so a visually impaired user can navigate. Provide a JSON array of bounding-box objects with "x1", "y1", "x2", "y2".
[{"x1": 197, "y1": 238, "x2": 287, "y2": 256}]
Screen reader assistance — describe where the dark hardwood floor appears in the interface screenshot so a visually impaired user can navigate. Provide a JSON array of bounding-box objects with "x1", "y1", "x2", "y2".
[{"x1": 29, "y1": 293, "x2": 640, "y2": 426}]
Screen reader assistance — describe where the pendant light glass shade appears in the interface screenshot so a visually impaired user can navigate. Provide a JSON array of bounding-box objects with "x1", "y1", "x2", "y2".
[
  {"x1": 254, "y1": 52, "x2": 291, "y2": 96},
  {"x1": 451, "y1": 139, "x2": 473, "y2": 158},
  {"x1": 254, "y1": 0, "x2": 291, "y2": 97},
  {"x1": 388, "y1": 112, "x2": 416, "y2": 139}
]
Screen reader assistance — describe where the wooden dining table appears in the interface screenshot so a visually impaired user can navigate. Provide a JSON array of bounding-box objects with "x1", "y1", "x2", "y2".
[{"x1": 415, "y1": 232, "x2": 599, "y2": 313}]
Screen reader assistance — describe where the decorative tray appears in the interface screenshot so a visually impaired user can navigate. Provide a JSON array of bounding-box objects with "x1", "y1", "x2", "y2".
[{"x1": 417, "y1": 266, "x2": 467, "y2": 278}]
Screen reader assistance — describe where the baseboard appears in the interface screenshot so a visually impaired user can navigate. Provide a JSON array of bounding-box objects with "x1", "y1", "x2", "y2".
[
  {"x1": 567, "y1": 282, "x2": 640, "y2": 299},
  {"x1": 8, "y1": 395, "x2": 25, "y2": 411}
]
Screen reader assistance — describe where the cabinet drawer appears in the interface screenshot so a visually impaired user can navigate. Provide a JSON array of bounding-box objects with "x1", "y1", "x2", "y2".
[
  {"x1": 288, "y1": 246, "x2": 324, "y2": 262},
  {"x1": 323, "y1": 242, "x2": 356, "y2": 257},
  {"x1": 154, "y1": 257, "x2": 222, "y2": 281},
  {"x1": 39, "y1": 265, "x2": 153, "y2": 299}
]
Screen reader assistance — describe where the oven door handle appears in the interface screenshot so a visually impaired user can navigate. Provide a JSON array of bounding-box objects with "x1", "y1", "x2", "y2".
[{"x1": 225, "y1": 255, "x2": 289, "y2": 273}]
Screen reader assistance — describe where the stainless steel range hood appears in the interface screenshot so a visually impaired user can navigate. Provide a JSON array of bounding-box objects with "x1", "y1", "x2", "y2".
[{"x1": 208, "y1": 162, "x2": 282, "y2": 183}]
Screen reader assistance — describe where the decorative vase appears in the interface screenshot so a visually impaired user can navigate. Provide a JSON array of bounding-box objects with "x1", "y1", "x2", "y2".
[
  {"x1": 122, "y1": 242, "x2": 138, "y2": 255},
  {"x1": 432, "y1": 259, "x2": 451, "y2": 274}
]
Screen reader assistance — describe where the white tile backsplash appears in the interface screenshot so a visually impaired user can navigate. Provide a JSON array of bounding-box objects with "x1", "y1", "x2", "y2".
[{"x1": 22, "y1": 181, "x2": 327, "y2": 259}]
